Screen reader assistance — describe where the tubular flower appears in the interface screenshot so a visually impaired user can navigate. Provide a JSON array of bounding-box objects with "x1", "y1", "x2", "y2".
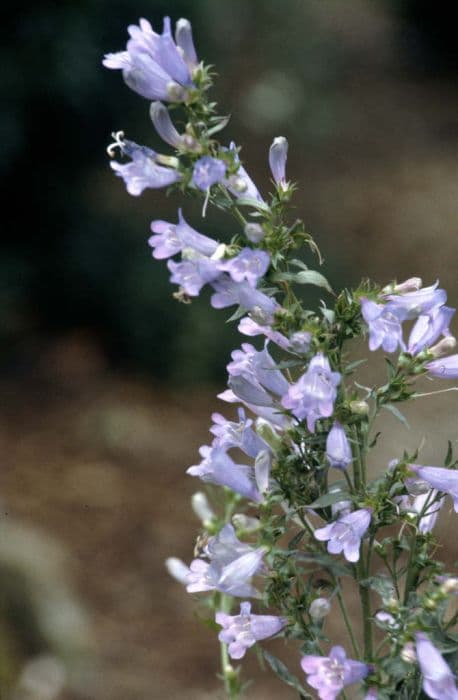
[
  {"x1": 314, "y1": 508, "x2": 372, "y2": 563},
  {"x1": 269, "y1": 136, "x2": 288, "y2": 189},
  {"x1": 301, "y1": 646, "x2": 369, "y2": 700},
  {"x1": 187, "y1": 445, "x2": 261, "y2": 502},
  {"x1": 426, "y1": 353, "x2": 458, "y2": 379},
  {"x1": 103, "y1": 17, "x2": 196, "y2": 102},
  {"x1": 326, "y1": 421, "x2": 352, "y2": 470},
  {"x1": 409, "y1": 465, "x2": 458, "y2": 512},
  {"x1": 216, "y1": 601, "x2": 287, "y2": 659},
  {"x1": 415, "y1": 632, "x2": 458, "y2": 700},
  {"x1": 186, "y1": 524, "x2": 266, "y2": 598},
  {"x1": 109, "y1": 139, "x2": 180, "y2": 195},
  {"x1": 281, "y1": 353, "x2": 341, "y2": 432}
]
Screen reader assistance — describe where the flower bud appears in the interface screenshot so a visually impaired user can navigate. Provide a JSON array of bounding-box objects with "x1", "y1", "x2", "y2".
[
  {"x1": 383, "y1": 277, "x2": 422, "y2": 294},
  {"x1": 375, "y1": 610, "x2": 397, "y2": 628},
  {"x1": 400, "y1": 642, "x2": 416, "y2": 664},
  {"x1": 165, "y1": 557, "x2": 190, "y2": 584},
  {"x1": 309, "y1": 597, "x2": 331, "y2": 621},
  {"x1": 232, "y1": 513, "x2": 261, "y2": 532},
  {"x1": 429, "y1": 336, "x2": 457, "y2": 358},
  {"x1": 349, "y1": 400, "x2": 369, "y2": 415},
  {"x1": 244, "y1": 223, "x2": 265, "y2": 244},
  {"x1": 167, "y1": 81, "x2": 187, "y2": 101},
  {"x1": 255, "y1": 418, "x2": 282, "y2": 451},
  {"x1": 191, "y1": 492, "x2": 215, "y2": 525},
  {"x1": 439, "y1": 576, "x2": 458, "y2": 594}
]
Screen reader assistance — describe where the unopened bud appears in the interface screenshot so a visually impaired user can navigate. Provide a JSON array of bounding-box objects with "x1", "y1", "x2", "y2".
[
  {"x1": 228, "y1": 175, "x2": 247, "y2": 193},
  {"x1": 383, "y1": 277, "x2": 422, "y2": 294},
  {"x1": 191, "y1": 492, "x2": 215, "y2": 525},
  {"x1": 166, "y1": 81, "x2": 187, "y2": 101},
  {"x1": 255, "y1": 418, "x2": 282, "y2": 451},
  {"x1": 244, "y1": 223, "x2": 265, "y2": 244},
  {"x1": 429, "y1": 336, "x2": 457, "y2": 358},
  {"x1": 349, "y1": 400, "x2": 369, "y2": 416},
  {"x1": 309, "y1": 597, "x2": 331, "y2": 621},
  {"x1": 400, "y1": 642, "x2": 416, "y2": 664},
  {"x1": 439, "y1": 576, "x2": 458, "y2": 594},
  {"x1": 232, "y1": 513, "x2": 261, "y2": 532},
  {"x1": 156, "y1": 154, "x2": 180, "y2": 169},
  {"x1": 182, "y1": 133, "x2": 200, "y2": 152},
  {"x1": 165, "y1": 557, "x2": 189, "y2": 585},
  {"x1": 375, "y1": 610, "x2": 397, "y2": 628}
]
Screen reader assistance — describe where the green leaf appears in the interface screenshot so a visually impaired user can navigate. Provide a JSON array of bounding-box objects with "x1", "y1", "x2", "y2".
[
  {"x1": 288, "y1": 530, "x2": 305, "y2": 550},
  {"x1": 206, "y1": 114, "x2": 231, "y2": 136},
  {"x1": 263, "y1": 651, "x2": 313, "y2": 698},
  {"x1": 236, "y1": 197, "x2": 270, "y2": 212},
  {"x1": 381, "y1": 403, "x2": 410, "y2": 429},
  {"x1": 225, "y1": 305, "x2": 248, "y2": 322},
  {"x1": 307, "y1": 491, "x2": 353, "y2": 509},
  {"x1": 444, "y1": 440, "x2": 453, "y2": 467},
  {"x1": 361, "y1": 574, "x2": 396, "y2": 602},
  {"x1": 293, "y1": 551, "x2": 351, "y2": 577},
  {"x1": 294, "y1": 270, "x2": 334, "y2": 294},
  {"x1": 290, "y1": 259, "x2": 309, "y2": 271}
]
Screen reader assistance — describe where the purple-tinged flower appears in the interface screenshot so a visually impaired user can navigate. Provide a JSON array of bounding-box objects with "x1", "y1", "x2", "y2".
[
  {"x1": 244, "y1": 223, "x2": 265, "y2": 244},
  {"x1": 326, "y1": 422, "x2": 352, "y2": 470},
  {"x1": 225, "y1": 142, "x2": 264, "y2": 203},
  {"x1": 186, "y1": 524, "x2": 266, "y2": 597},
  {"x1": 409, "y1": 465, "x2": 458, "y2": 512},
  {"x1": 192, "y1": 156, "x2": 227, "y2": 190},
  {"x1": 238, "y1": 317, "x2": 290, "y2": 350},
  {"x1": 384, "y1": 281, "x2": 447, "y2": 321},
  {"x1": 149, "y1": 210, "x2": 219, "y2": 259},
  {"x1": 301, "y1": 645, "x2": 369, "y2": 700},
  {"x1": 269, "y1": 136, "x2": 288, "y2": 188},
  {"x1": 383, "y1": 277, "x2": 423, "y2": 294},
  {"x1": 360, "y1": 298, "x2": 405, "y2": 353},
  {"x1": 314, "y1": 508, "x2": 371, "y2": 563},
  {"x1": 288, "y1": 331, "x2": 312, "y2": 354},
  {"x1": 397, "y1": 489, "x2": 444, "y2": 534},
  {"x1": 149, "y1": 101, "x2": 183, "y2": 148},
  {"x1": 187, "y1": 446, "x2": 261, "y2": 502},
  {"x1": 228, "y1": 343, "x2": 289, "y2": 397},
  {"x1": 217, "y1": 388, "x2": 290, "y2": 429},
  {"x1": 426, "y1": 353, "x2": 458, "y2": 379},
  {"x1": 309, "y1": 598, "x2": 331, "y2": 621},
  {"x1": 210, "y1": 409, "x2": 269, "y2": 458},
  {"x1": 216, "y1": 601, "x2": 287, "y2": 659},
  {"x1": 175, "y1": 18, "x2": 198, "y2": 70},
  {"x1": 374, "y1": 611, "x2": 398, "y2": 629},
  {"x1": 282, "y1": 353, "x2": 341, "y2": 432},
  {"x1": 223, "y1": 248, "x2": 270, "y2": 287},
  {"x1": 254, "y1": 449, "x2": 271, "y2": 494},
  {"x1": 191, "y1": 492, "x2": 215, "y2": 525},
  {"x1": 436, "y1": 576, "x2": 458, "y2": 595},
  {"x1": 103, "y1": 17, "x2": 195, "y2": 102},
  {"x1": 210, "y1": 277, "x2": 278, "y2": 317},
  {"x1": 109, "y1": 139, "x2": 181, "y2": 195},
  {"x1": 165, "y1": 557, "x2": 190, "y2": 584},
  {"x1": 415, "y1": 632, "x2": 458, "y2": 700},
  {"x1": 408, "y1": 306, "x2": 455, "y2": 355},
  {"x1": 167, "y1": 256, "x2": 221, "y2": 296},
  {"x1": 363, "y1": 689, "x2": 378, "y2": 700}
]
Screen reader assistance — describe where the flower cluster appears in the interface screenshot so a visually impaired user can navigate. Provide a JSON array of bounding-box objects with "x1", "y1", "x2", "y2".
[{"x1": 105, "y1": 16, "x2": 458, "y2": 700}]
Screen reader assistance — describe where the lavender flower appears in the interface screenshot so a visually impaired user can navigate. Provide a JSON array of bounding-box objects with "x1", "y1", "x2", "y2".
[
  {"x1": 326, "y1": 421, "x2": 352, "y2": 470},
  {"x1": 314, "y1": 508, "x2": 372, "y2": 563},
  {"x1": 384, "y1": 281, "x2": 447, "y2": 321},
  {"x1": 210, "y1": 277, "x2": 278, "y2": 317},
  {"x1": 175, "y1": 18, "x2": 198, "y2": 70},
  {"x1": 225, "y1": 142, "x2": 264, "y2": 202},
  {"x1": 192, "y1": 156, "x2": 227, "y2": 190},
  {"x1": 109, "y1": 139, "x2": 180, "y2": 195},
  {"x1": 167, "y1": 256, "x2": 221, "y2": 296},
  {"x1": 407, "y1": 305, "x2": 455, "y2": 355},
  {"x1": 228, "y1": 343, "x2": 289, "y2": 397},
  {"x1": 103, "y1": 17, "x2": 195, "y2": 102},
  {"x1": 409, "y1": 465, "x2": 458, "y2": 512},
  {"x1": 210, "y1": 409, "x2": 269, "y2": 458},
  {"x1": 281, "y1": 353, "x2": 341, "y2": 432},
  {"x1": 187, "y1": 446, "x2": 261, "y2": 502},
  {"x1": 301, "y1": 646, "x2": 369, "y2": 700},
  {"x1": 269, "y1": 136, "x2": 288, "y2": 188},
  {"x1": 426, "y1": 353, "x2": 458, "y2": 379},
  {"x1": 360, "y1": 298, "x2": 405, "y2": 353},
  {"x1": 218, "y1": 387, "x2": 290, "y2": 429},
  {"x1": 165, "y1": 557, "x2": 190, "y2": 584},
  {"x1": 238, "y1": 317, "x2": 290, "y2": 350},
  {"x1": 309, "y1": 598, "x2": 331, "y2": 621},
  {"x1": 223, "y1": 248, "x2": 270, "y2": 287},
  {"x1": 216, "y1": 601, "x2": 286, "y2": 659},
  {"x1": 186, "y1": 524, "x2": 266, "y2": 597},
  {"x1": 149, "y1": 209, "x2": 219, "y2": 260},
  {"x1": 149, "y1": 101, "x2": 184, "y2": 148},
  {"x1": 415, "y1": 632, "x2": 458, "y2": 700},
  {"x1": 398, "y1": 488, "x2": 444, "y2": 534}
]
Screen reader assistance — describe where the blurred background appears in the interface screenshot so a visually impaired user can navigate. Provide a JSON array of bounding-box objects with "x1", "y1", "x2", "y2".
[{"x1": 1, "y1": 1, "x2": 458, "y2": 698}]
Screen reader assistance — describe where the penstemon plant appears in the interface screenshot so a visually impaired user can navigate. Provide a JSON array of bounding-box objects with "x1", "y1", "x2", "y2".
[{"x1": 103, "y1": 16, "x2": 458, "y2": 700}]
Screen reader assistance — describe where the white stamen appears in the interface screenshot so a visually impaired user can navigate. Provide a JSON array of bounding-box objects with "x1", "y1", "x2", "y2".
[{"x1": 106, "y1": 130, "x2": 125, "y2": 157}]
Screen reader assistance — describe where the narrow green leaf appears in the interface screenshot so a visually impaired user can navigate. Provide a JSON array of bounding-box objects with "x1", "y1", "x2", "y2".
[
  {"x1": 236, "y1": 197, "x2": 270, "y2": 212},
  {"x1": 444, "y1": 440, "x2": 453, "y2": 467},
  {"x1": 381, "y1": 403, "x2": 410, "y2": 429},
  {"x1": 307, "y1": 491, "x2": 353, "y2": 509},
  {"x1": 294, "y1": 270, "x2": 334, "y2": 293},
  {"x1": 206, "y1": 114, "x2": 231, "y2": 135},
  {"x1": 263, "y1": 651, "x2": 312, "y2": 698}
]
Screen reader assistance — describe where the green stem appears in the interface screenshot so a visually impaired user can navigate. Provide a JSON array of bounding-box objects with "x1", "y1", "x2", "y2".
[
  {"x1": 403, "y1": 531, "x2": 418, "y2": 605},
  {"x1": 357, "y1": 557, "x2": 373, "y2": 661},
  {"x1": 336, "y1": 589, "x2": 361, "y2": 658},
  {"x1": 219, "y1": 594, "x2": 240, "y2": 699}
]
